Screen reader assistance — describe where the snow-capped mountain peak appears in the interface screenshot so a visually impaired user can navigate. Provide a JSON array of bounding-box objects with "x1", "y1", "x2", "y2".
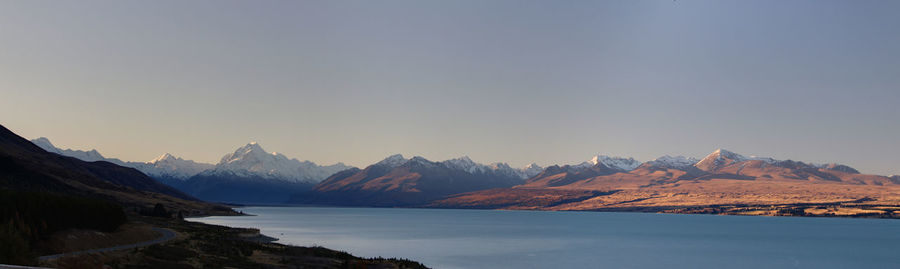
[
  {"x1": 590, "y1": 155, "x2": 643, "y2": 171},
  {"x1": 220, "y1": 142, "x2": 277, "y2": 164},
  {"x1": 695, "y1": 149, "x2": 745, "y2": 170},
  {"x1": 150, "y1": 153, "x2": 178, "y2": 163},
  {"x1": 695, "y1": 149, "x2": 777, "y2": 171},
  {"x1": 376, "y1": 154, "x2": 408, "y2": 168},
  {"x1": 520, "y1": 163, "x2": 544, "y2": 178},
  {"x1": 207, "y1": 142, "x2": 352, "y2": 183},
  {"x1": 713, "y1": 148, "x2": 745, "y2": 160}
]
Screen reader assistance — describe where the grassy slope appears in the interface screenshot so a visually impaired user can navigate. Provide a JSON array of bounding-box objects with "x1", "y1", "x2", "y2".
[{"x1": 430, "y1": 178, "x2": 900, "y2": 218}]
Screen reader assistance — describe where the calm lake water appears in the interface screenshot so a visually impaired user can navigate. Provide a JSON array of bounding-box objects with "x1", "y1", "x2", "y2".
[{"x1": 189, "y1": 207, "x2": 900, "y2": 269}]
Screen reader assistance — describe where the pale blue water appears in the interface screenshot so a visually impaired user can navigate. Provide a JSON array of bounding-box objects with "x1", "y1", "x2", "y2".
[{"x1": 190, "y1": 207, "x2": 900, "y2": 269}]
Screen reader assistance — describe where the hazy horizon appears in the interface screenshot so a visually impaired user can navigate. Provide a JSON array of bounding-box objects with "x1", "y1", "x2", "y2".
[{"x1": 2, "y1": 0, "x2": 899, "y2": 175}]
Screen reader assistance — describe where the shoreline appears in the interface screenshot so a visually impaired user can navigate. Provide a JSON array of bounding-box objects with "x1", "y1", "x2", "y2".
[{"x1": 210, "y1": 202, "x2": 900, "y2": 220}]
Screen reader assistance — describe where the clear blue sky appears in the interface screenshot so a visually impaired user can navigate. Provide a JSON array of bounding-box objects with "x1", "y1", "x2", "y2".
[{"x1": 1, "y1": 1, "x2": 898, "y2": 175}]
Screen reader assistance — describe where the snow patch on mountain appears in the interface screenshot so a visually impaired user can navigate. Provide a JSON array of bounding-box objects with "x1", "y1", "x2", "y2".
[
  {"x1": 375, "y1": 154, "x2": 539, "y2": 179},
  {"x1": 442, "y1": 156, "x2": 488, "y2": 174},
  {"x1": 590, "y1": 155, "x2": 643, "y2": 171},
  {"x1": 520, "y1": 163, "x2": 544, "y2": 179},
  {"x1": 441, "y1": 156, "x2": 542, "y2": 179},
  {"x1": 647, "y1": 155, "x2": 700, "y2": 169},
  {"x1": 31, "y1": 137, "x2": 216, "y2": 180},
  {"x1": 375, "y1": 154, "x2": 408, "y2": 168},
  {"x1": 131, "y1": 153, "x2": 215, "y2": 180},
  {"x1": 570, "y1": 155, "x2": 642, "y2": 171},
  {"x1": 697, "y1": 149, "x2": 776, "y2": 166}
]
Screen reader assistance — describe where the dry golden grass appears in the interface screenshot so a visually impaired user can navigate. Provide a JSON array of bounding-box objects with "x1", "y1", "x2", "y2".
[
  {"x1": 551, "y1": 178, "x2": 900, "y2": 210},
  {"x1": 435, "y1": 176, "x2": 900, "y2": 218}
]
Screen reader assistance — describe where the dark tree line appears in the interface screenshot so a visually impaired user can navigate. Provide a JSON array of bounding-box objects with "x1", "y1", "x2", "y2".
[{"x1": 0, "y1": 189, "x2": 127, "y2": 264}]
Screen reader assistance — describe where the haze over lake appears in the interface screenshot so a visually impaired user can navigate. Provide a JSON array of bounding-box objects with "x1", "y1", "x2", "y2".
[{"x1": 192, "y1": 207, "x2": 900, "y2": 269}]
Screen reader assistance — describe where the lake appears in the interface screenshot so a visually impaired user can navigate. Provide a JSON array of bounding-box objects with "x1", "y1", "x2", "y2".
[{"x1": 189, "y1": 206, "x2": 900, "y2": 269}]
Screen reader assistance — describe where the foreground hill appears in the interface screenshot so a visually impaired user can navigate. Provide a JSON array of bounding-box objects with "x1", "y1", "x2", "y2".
[
  {"x1": 431, "y1": 150, "x2": 900, "y2": 218},
  {"x1": 0, "y1": 125, "x2": 232, "y2": 215},
  {"x1": 294, "y1": 155, "x2": 537, "y2": 206}
]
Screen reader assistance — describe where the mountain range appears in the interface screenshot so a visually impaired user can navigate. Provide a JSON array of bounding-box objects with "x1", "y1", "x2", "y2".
[
  {"x1": 30, "y1": 138, "x2": 352, "y2": 204},
  {"x1": 3, "y1": 126, "x2": 429, "y2": 268},
  {"x1": 433, "y1": 149, "x2": 900, "y2": 217},
  {"x1": 294, "y1": 154, "x2": 540, "y2": 206},
  {"x1": 31, "y1": 138, "x2": 545, "y2": 205},
  {"x1": 31, "y1": 137, "x2": 212, "y2": 181},
  {"x1": 27, "y1": 137, "x2": 900, "y2": 217}
]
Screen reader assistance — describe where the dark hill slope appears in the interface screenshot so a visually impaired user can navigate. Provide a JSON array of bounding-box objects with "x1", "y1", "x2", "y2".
[
  {"x1": 0, "y1": 124, "x2": 229, "y2": 215},
  {"x1": 296, "y1": 157, "x2": 523, "y2": 206}
]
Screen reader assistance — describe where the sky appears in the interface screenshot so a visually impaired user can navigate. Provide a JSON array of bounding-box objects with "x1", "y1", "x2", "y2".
[{"x1": 1, "y1": 1, "x2": 899, "y2": 175}]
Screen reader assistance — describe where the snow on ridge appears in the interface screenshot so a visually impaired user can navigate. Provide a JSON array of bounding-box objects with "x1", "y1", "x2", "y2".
[
  {"x1": 137, "y1": 153, "x2": 215, "y2": 180},
  {"x1": 376, "y1": 154, "x2": 408, "y2": 168},
  {"x1": 697, "y1": 148, "x2": 777, "y2": 168},
  {"x1": 29, "y1": 137, "x2": 210, "y2": 179},
  {"x1": 520, "y1": 163, "x2": 544, "y2": 179},
  {"x1": 568, "y1": 154, "x2": 642, "y2": 171},
  {"x1": 590, "y1": 155, "x2": 643, "y2": 171},
  {"x1": 648, "y1": 155, "x2": 700, "y2": 168},
  {"x1": 30, "y1": 137, "x2": 116, "y2": 163},
  {"x1": 372, "y1": 154, "x2": 539, "y2": 179},
  {"x1": 442, "y1": 156, "x2": 487, "y2": 174}
]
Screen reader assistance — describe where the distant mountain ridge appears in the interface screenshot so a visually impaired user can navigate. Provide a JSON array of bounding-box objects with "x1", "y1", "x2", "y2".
[
  {"x1": 521, "y1": 149, "x2": 884, "y2": 189},
  {"x1": 434, "y1": 149, "x2": 900, "y2": 215},
  {"x1": 27, "y1": 137, "x2": 899, "y2": 209},
  {"x1": 132, "y1": 153, "x2": 215, "y2": 180},
  {"x1": 295, "y1": 154, "x2": 536, "y2": 206},
  {"x1": 30, "y1": 138, "x2": 354, "y2": 204},
  {"x1": 31, "y1": 137, "x2": 126, "y2": 164},
  {"x1": 31, "y1": 137, "x2": 212, "y2": 180},
  {"x1": 31, "y1": 138, "x2": 352, "y2": 183}
]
